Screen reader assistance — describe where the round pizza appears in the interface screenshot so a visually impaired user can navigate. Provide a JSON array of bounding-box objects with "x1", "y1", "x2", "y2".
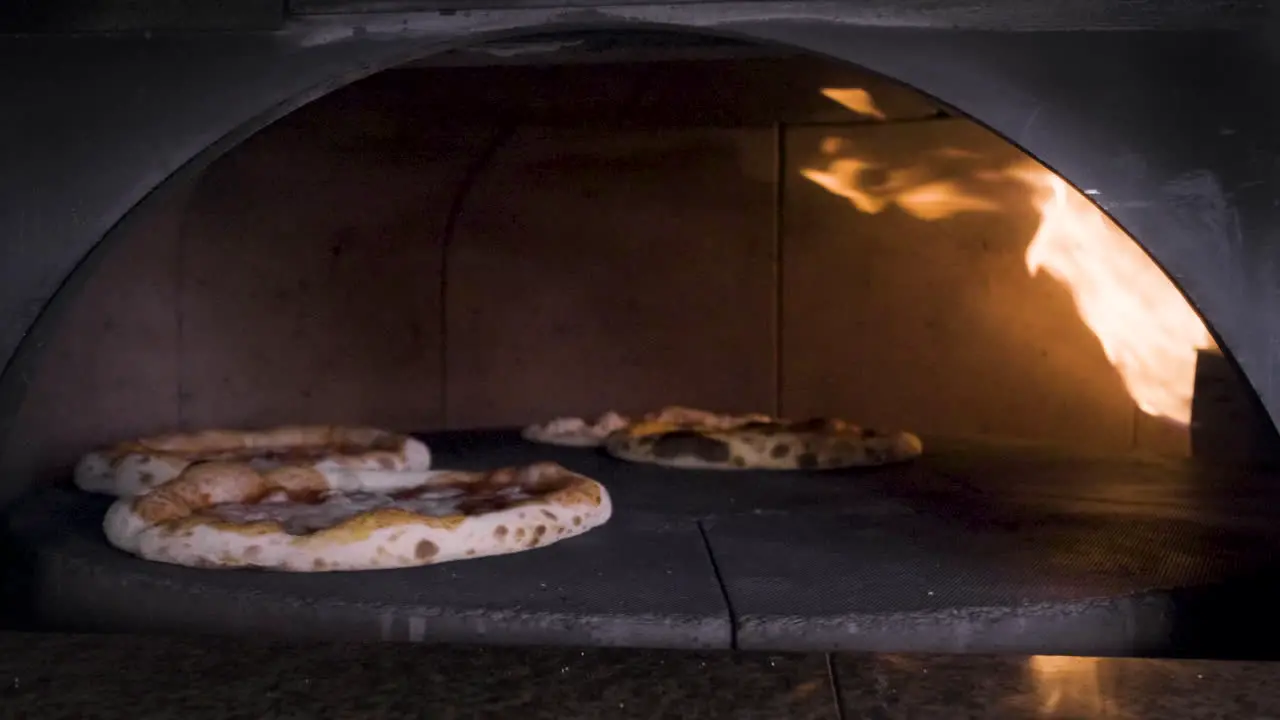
[
  {"x1": 75, "y1": 425, "x2": 431, "y2": 497},
  {"x1": 520, "y1": 406, "x2": 772, "y2": 448},
  {"x1": 103, "y1": 460, "x2": 612, "y2": 572},
  {"x1": 604, "y1": 417, "x2": 923, "y2": 470}
]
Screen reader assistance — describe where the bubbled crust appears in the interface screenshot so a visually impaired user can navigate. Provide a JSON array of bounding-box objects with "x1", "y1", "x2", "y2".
[{"x1": 75, "y1": 425, "x2": 432, "y2": 497}]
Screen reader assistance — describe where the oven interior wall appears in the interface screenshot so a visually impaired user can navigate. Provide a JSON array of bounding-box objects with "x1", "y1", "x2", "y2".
[{"x1": 3, "y1": 55, "x2": 1196, "y2": 484}]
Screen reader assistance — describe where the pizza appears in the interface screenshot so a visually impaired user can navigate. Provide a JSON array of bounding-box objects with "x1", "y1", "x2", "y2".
[
  {"x1": 521, "y1": 406, "x2": 772, "y2": 447},
  {"x1": 520, "y1": 411, "x2": 631, "y2": 447},
  {"x1": 102, "y1": 460, "x2": 612, "y2": 572},
  {"x1": 622, "y1": 406, "x2": 774, "y2": 437},
  {"x1": 604, "y1": 417, "x2": 923, "y2": 470},
  {"x1": 75, "y1": 425, "x2": 431, "y2": 497}
]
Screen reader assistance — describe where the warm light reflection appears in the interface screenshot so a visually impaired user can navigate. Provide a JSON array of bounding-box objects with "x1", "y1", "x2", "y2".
[
  {"x1": 821, "y1": 87, "x2": 886, "y2": 119},
  {"x1": 803, "y1": 88, "x2": 1216, "y2": 424},
  {"x1": 1025, "y1": 656, "x2": 1110, "y2": 716}
]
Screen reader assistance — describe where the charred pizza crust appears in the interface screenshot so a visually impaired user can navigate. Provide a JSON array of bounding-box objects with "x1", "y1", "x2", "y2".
[
  {"x1": 634, "y1": 406, "x2": 772, "y2": 430},
  {"x1": 605, "y1": 418, "x2": 923, "y2": 470},
  {"x1": 103, "y1": 460, "x2": 611, "y2": 572},
  {"x1": 75, "y1": 426, "x2": 432, "y2": 497}
]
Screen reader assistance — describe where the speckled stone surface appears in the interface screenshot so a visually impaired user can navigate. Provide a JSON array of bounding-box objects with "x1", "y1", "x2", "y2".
[
  {"x1": 9, "y1": 486, "x2": 731, "y2": 649},
  {"x1": 4, "y1": 632, "x2": 1280, "y2": 719},
  {"x1": 9, "y1": 431, "x2": 1280, "y2": 657},
  {"x1": 0, "y1": 632, "x2": 835, "y2": 719}
]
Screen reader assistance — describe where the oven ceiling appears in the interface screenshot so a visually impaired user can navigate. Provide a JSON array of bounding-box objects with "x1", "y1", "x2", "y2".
[{"x1": 0, "y1": 0, "x2": 1264, "y2": 33}]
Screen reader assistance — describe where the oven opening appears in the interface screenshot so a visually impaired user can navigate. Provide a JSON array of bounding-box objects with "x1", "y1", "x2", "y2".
[{"x1": 3, "y1": 29, "x2": 1278, "y2": 662}]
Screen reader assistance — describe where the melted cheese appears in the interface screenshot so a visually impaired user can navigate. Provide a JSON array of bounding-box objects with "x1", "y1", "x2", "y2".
[
  {"x1": 540, "y1": 412, "x2": 630, "y2": 439},
  {"x1": 623, "y1": 420, "x2": 685, "y2": 438},
  {"x1": 207, "y1": 486, "x2": 535, "y2": 536},
  {"x1": 542, "y1": 417, "x2": 588, "y2": 435}
]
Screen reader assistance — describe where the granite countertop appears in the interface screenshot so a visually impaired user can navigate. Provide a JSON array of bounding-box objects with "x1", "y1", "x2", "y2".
[{"x1": 1, "y1": 632, "x2": 1279, "y2": 719}]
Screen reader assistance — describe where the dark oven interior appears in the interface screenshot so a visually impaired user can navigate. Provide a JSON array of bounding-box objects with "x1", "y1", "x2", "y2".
[{"x1": 3, "y1": 30, "x2": 1280, "y2": 661}]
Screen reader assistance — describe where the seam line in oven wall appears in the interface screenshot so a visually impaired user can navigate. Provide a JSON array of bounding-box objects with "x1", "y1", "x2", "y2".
[
  {"x1": 696, "y1": 519, "x2": 739, "y2": 650},
  {"x1": 773, "y1": 121, "x2": 785, "y2": 419},
  {"x1": 826, "y1": 653, "x2": 849, "y2": 720},
  {"x1": 175, "y1": 184, "x2": 189, "y2": 431},
  {"x1": 1130, "y1": 406, "x2": 1139, "y2": 450},
  {"x1": 437, "y1": 125, "x2": 517, "y2": 429}
]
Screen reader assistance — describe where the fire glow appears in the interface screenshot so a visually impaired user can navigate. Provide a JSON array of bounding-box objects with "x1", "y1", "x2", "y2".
[
  {"x1": 1023, "y1": 656, "x2": 1112, "y2": 716},
  {"x1": 805, "y1": 89, "x2": 1215, "y2": 425}
]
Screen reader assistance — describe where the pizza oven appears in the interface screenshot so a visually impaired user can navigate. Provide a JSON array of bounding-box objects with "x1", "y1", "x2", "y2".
[{"x1": 2, "y1": 1, "x2": 1280, "y2": 663}]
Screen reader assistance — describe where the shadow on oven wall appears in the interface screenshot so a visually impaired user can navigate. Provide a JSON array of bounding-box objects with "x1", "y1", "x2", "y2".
[
  {"x1": 0, "y1": 530, "x2": 36, "y2": 631},
  {"x1": 1163, "y1": 572, "x2": 1280, "y2": 661}
]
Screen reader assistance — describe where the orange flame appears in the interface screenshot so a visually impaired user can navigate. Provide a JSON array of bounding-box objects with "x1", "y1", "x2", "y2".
[
  {"x1": 804, "y1": 89, "x2": 1215, "y2": 424},
  {"x1": 801, "y1": 139, "x2": 1004, "y2": 221},
  {"x1": 1015, "y1": 168, "x2": 1214, "y2": 423}
]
